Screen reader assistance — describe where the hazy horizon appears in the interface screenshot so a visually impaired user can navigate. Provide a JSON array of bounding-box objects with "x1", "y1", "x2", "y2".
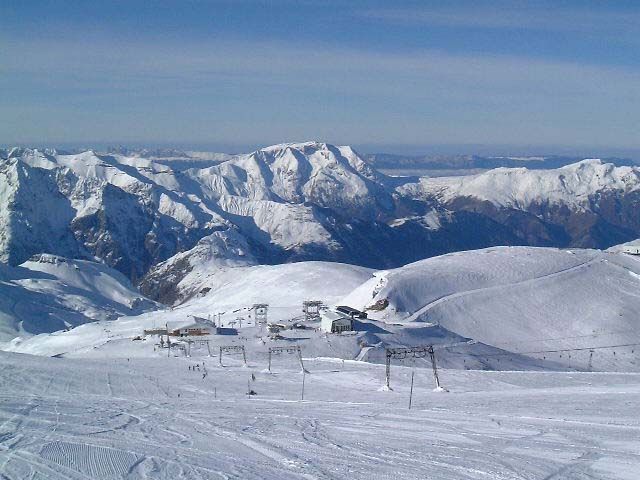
[{"x1": 3, "y1": 140, "x2": 640, "y2": 161}]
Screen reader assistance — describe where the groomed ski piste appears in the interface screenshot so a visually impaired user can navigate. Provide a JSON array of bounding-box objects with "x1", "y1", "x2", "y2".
[
  {"x1": 1, "y1": 246, "x2": 640, "y2": 479},
  {"x1": 1, "y1": 352, "x2": 639, "y2": 479}
]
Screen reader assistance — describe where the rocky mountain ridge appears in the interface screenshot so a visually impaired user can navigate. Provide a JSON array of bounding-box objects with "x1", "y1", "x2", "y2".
[{"x1": 2, "y1": 142, "x2": 640, "y2": 303}]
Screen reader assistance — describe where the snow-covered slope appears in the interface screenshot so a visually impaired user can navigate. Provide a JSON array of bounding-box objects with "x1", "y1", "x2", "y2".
[
  {"x1": 1, "y1": 350, "x2": 638, "y2": 480},
  {"x1": 0, "y1": 254, "x2": 156, "y2": 343},
  {"x1": 139, "y1": 260, "x2": 375, "y2": 331},
  {"x1": 342, "y1": 247, "x2": 640, "y2": 371},
  {"x1": 608, "y1": 237, "x2": 640, "y2": 254},
  {"x1": 169, "y1": 260, "x2": 374, "y2": 318},
  {"x1": 9, "y1": 247, "x2": 640, "y2": 372},
  {"x1": 7, "y1": 261, "x2": 375, "y2": 357},
  {"x1": 10, "y1": 257, "x2": 534, "y2": 372}
]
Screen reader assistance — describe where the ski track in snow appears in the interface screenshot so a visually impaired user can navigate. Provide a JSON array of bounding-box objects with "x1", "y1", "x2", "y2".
[
  {"x1": 0, "y1": 353, "x2": 639, "y2": 479},
  {"x1": 406, "y1": 252, "x2": 602, "y2": 323}
]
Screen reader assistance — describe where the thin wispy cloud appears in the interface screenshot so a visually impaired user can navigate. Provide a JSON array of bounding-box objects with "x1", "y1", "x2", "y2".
[
  {"x1": 4, "y1": 36, "x2": 638, "y2": 103},
  {"x1": 1, "y1": 1, "x2": 638, "y2": 151},
  {"x1": 361, "y1": 6, "x2": 640, "y2": 34}
]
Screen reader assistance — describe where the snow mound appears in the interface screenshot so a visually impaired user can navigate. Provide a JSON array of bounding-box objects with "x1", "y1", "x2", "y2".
[
  {"x1": 342, "y1": 247, "x2": 597, "y2": 320},
  {"x1": 607, "y1": 238, "x2": 640, "y2": 254},
  {"x1": 342, "y1": 247, "x2": 640, "y2": 371}
]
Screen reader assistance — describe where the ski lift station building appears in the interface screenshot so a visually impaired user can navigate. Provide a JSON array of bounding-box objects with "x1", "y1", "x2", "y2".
[
  {"x1": 166, "y1": 316, "x2": 212, "y2": 337},
  {"x1": 623, "y1": 245, "x2": 640, "y2": 255},
  {"x1": 320, "y1": 310, "x2": 354, "y2": 334}
]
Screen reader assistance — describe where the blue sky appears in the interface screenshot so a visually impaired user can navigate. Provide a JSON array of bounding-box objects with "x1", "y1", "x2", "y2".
[{"x1": 1, "y1": 0, "x2": 639, "y2": 155}]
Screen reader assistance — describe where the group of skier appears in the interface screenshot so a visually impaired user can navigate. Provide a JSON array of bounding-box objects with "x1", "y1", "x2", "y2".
[{"x1": 188, "y1": 362, "x2": 207, "y2": 379}]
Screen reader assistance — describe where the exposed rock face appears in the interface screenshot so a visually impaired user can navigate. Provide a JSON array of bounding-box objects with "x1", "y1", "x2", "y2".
[
  {"x1": 138, "y1": 229, "x2": 256, "y2": 305},
  {"x1": 3, "y1": 144, "x2": 640, "y2": 304}
]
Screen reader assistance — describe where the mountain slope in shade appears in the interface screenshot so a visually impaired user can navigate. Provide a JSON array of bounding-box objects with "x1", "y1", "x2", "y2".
[
  {"x1": 0, "y1": 254, "x2": 157, "y2": 343},
  {"x1": 0, "y1": 148, "x2": 222, "y2": 281},
  {"x1": 399, "y1": 159, "x2": 640, "y2": 248},
  {"x1": 0, "y1": 143, "x2": 394, "y2": 283}
]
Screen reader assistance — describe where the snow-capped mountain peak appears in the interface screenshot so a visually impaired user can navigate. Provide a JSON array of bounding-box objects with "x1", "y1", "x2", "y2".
[
  {"x1": 3, "y1": 144, "x2": 640, "y2": 306},
  {"x1": 403, "y1": 158, "x2": 640, "y2": 210}
]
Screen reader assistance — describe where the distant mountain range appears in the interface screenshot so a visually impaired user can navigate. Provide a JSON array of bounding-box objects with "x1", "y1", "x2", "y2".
[
  {"x1": 365, "y1": 152, "x2": 637, "y2": 174},
  {"x1": 2, "y1": 142, "x2": 640, "y2": 304},
  {"x1": 8, "y1": 147, "x2": 634, "y2": 173}
]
